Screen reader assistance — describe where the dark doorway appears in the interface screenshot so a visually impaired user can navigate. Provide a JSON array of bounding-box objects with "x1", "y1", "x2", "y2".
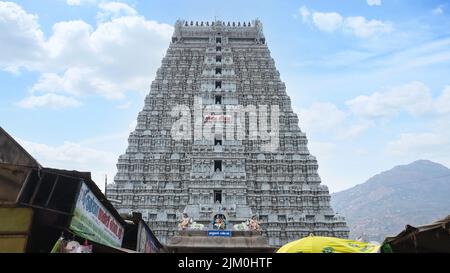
[
  {"x1": 214, "y1": 137, "x2": 222, "y2": 146},
  {"x1": 214, "y1": 160, "x2": 222, "y2": 172},
  {"x1": 215, "y1": 95, "x2": 222, "y2": 105},
  {"x1": 215, "y1": 81, "x2": 222, "y2": 89},
  {"x1": 214, "y1": 190, "x2": 222, "y2": 203}
]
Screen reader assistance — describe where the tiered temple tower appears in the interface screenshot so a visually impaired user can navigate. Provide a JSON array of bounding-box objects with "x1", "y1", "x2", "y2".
[{"x1": 106, "y1": 19, "x2": 349, "y2": 246}]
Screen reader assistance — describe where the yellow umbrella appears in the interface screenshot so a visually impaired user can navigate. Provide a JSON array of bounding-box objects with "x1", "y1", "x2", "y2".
[{"x1": 277, "y1": 235, "x2": 380, "y2": 253}]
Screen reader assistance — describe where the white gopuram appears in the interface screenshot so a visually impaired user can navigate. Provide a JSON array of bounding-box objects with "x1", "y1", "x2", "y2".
[{"x1": 106, "y1": 19, "x2": 349, "y2": 246}]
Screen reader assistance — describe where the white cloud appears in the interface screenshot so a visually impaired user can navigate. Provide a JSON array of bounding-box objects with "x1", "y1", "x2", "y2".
[
  {"x1": 298, "y1": 102, "x2": 347, "y2": 133},
  {"x1": 17, "y1": 93, "x2": 81, "y2": 109},
  {"x1": 432, "y1": 5, "x2": 444, "y2": 15},
  {"x1": 42, "y1": 14, "x2": 173, "y2": 100},
  {"x1": 31, "y1": 68, "x2": 128, "y2": 99},
  {"x1": 366, "y1": 37, "x2": 450, "y2": 73},
  {"x1": 308, "y1": 141, "x2": 337, "y2": 160},
  {"x1": 0, "y1": 2, "x2": 173, "y2": 107},
  {"x1": 31, "y1": 73, "x2": 66, "y2": 93},
  {"x1": 66, "y1": 0, "x2": 97, "y2": 6},
  {"x1": 297, "y1": 82, "x2": 450, "y2": 141},
  {"x1": 386, "y1": 133, "x2": 449, "y2": 156},
  {"x1": 299, "y1": 6, "x2": 392, "y2": 38},
  {"x1": 117, "y1": 101, "x2": 132, "y2": 109},
  {"x1": 16, "y1": 137, "x2": 118, "y2": 190},
  {"x1": 45, "y1": 20, "x2": 94, "y2": 62},
  {"x1": 97, "y1": 2, "x2": 137, "y2": 22},
  {"x1": 367, "y1": 0, "x2": 381, "y2": 6},
  {"x1": 336, "y1": 120, "x2": 373, "y2": 139},
  {"x1": 346, "y1": 82, "x2": 450, "y2": 119},
  {"x1": 299, "y1": 6, "x2": 311, "y2": 22},
  {"x1": 15, "y1": 128, "x2": 133, "y2": 190},
  {"x1": 17, "y1": 139, "x2": 114, "y2": 166},
  {"x1": 344, "y1": 16, "x2": 392, "y2": 38},
  {"x1": 294, "y1": 50, "x2": 374, "y2": 68},
  {"x1": 346, "y1": 81, "x2": 434, "y2": 119},
  {"x1": 0, "y1": 1, "x2": 45, "y2": 72},
  {"x1": 295, "y1": 102, "x2": 374, "y2": 140},
  {"x1": 296, "y1": 34, "x2": 450, "y2": 73},
  {"x1": 384, "y1": 97, "x2": 450, "y2": 167},
  {"x1": 312, "y1": 12, "x2": 343, "y2": 32},
  {"x1": 385, "y1": 131, "x2": 450, "y2": 167},
  {"x1": 435, "y1": 86, "x2": 450, "y2": 114}
]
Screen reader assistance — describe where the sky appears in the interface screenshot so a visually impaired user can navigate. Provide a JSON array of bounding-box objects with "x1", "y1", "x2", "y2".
[{"x1": 1, "y1": 0, "x2": 450, "y2": 193}]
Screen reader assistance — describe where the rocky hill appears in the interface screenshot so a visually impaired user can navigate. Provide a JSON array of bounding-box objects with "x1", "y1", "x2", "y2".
[{"x1": 331, "y1": 160, "x2": 450, "y2": 242}]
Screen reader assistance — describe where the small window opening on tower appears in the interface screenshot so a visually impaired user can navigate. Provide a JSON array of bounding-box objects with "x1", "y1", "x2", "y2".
[
  {"x1": 215, "y1": 95, "x2": 222, "y2": 105},
  {"x1": 216, "y1": 37, "x2": 222, "y2": 43},
  {"x1": 216, "y1": 55, "x2": 222, "y2": 62},
  {"x1": 215, "y1": 67, "x2": 222, "y2": 75},
  {"x1": 214, "y1": 136, "x2": 223, "y2": 145},
  {"x1": 216, "y1": 46, "x2": 222, "y2": 52},
  {"x1": 214, "y1": 160, "x2": 222, "y2": 172},
  {"x1": 167, "y1": 214, "x2": 176, "y2": 220},
  {"x1": 214, "y1": 190, "x2": 222, "y2": 203},
  {"x1": 215, "y1": 81, "x2": 222, "y2": 89}
]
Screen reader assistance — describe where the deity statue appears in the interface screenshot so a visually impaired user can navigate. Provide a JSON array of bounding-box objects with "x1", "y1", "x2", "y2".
[
  {"x1": 212, "y1": 213, "x2": 228, "y2": 230},
  {"x1": 190, "y1": 222, "x2": 205, "y2": 230},
  {"x1": 248, "y1": 215, "x2": 261, "y2": 231},
  {"x1": 178, "y1": 213, "x2": 192, "y2": 230},
  {"x1": 233, "y1": 220, "x2": 250, "y2": 231}
]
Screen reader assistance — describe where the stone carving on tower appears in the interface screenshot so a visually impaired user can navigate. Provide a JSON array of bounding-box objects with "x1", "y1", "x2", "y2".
[{"x1": 106, "y1": 19, "x2": 349, "y2": 246}]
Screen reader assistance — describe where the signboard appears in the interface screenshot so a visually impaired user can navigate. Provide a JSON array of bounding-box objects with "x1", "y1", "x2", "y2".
[
  {"x1": 204, "y1": 114, "x2": 231, "y2": 124},
  {"x1": 207, "y1": 230, "x2": 232, "y2": 237},
  {"x1": 70, "y1": 182, "x2": 124, "y2": 248},
  {"x1": 137, "y1": 221, "x2": 161, "y2": 253}
]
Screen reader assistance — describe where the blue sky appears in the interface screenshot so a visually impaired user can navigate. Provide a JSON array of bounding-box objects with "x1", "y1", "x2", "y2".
[{"x1": 1, "y1": 0, "x2": 450, "y2": 192}]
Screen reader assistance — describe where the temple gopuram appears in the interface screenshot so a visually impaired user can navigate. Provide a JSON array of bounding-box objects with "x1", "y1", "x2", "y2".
[{"x1": 106, "y1": 19, "x2": 349, "y2": 249}]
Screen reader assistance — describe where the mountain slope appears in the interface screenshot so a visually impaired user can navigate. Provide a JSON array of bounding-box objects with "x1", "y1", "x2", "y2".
[{"x1": 331, "y1": 160, "x2": 450, "y2": 242}]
